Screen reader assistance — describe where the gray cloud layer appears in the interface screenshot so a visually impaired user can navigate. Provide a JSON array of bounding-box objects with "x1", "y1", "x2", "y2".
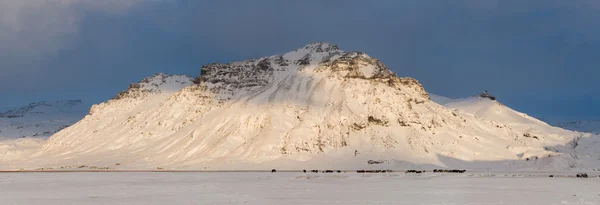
[
  {"x1": 1, "y1": 0, "x2": 599, "y2": 120},
  {"x1": 0, "y1": 0, "x2": 142, "y2": 55}
]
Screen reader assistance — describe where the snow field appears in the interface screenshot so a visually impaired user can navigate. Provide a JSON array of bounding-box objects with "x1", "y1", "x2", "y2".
[{"x1": 0, "y1": 172, "x2": 599, "y2": 205}]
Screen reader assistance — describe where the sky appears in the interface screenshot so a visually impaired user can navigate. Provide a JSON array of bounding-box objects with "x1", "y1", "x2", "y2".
[{"x1": 1, "y1": 0, "x2": 599, "y2": 121}]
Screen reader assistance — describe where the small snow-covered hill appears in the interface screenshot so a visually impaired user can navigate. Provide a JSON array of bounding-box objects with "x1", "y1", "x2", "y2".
[
  {"x1": 431, "y1": 94, "x2": 600, "y2": 170},
  {"x1": 2, "y1": 43, "x2": 598, "y2": 171},
  {"x1": 430, "y1": 94, "x2": 560, "y2": 134}
]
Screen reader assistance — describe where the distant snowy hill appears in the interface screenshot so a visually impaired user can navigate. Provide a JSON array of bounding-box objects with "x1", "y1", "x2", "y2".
[
  {"x1": 0, "y1": 100, "x2": 88, "y2": 140},
  {"x1": 554, "y1": 121, "x2": 600, "y2": 135},
  {"x1": 1, "y1": 43, "x2": 598, "y2": 171},
  {"x1": 0, "y1": 100, "x2": 88, "y2": 160}
]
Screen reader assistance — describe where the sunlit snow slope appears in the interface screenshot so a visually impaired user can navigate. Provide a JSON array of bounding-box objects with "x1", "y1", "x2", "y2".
[{"x1": 3, "y1": 43, "x2": 598, "y2": 170}]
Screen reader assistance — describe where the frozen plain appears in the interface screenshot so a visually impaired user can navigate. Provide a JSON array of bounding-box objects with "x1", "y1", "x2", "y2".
[{"x1": 1, "y1": 172, "x2": 599, "y2": 205}]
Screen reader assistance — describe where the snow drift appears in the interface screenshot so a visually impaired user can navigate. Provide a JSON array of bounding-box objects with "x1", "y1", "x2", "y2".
[{"x1": 2, "y1": 43, "x2": 598, "y2": 170}]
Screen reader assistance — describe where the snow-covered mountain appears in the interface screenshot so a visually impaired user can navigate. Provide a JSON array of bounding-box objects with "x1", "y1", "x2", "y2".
[
  {"x1": 554, "y1": 121, "x2": 600, "y2": 135},
  {"x1": 0, "y1": 100, "x2": 88, "y2": 140},
  {"x1": 0, "y1": 100, "x2": 88, "y2": 161},
  {"x1": 2, "y1": 43, "x2": 598, "y2": 171}
]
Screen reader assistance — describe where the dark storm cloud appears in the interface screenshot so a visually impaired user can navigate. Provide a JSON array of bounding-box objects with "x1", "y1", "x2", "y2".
[{"x1": 1, "y1": 0, "x2": 599, "y2": 120}]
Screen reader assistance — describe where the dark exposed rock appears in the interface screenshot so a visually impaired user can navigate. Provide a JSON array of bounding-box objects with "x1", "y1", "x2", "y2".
[
  {"x1": 432, "y1": 169, "x2": 466, "y2": 173},
  {"x1": 257, "y1": 59, "x2": 271, "y2": 71},
  {"x1": 352, "y1": 123, "x2": 366, "y2": 130},
  {"x1": 523, "y1": 133, "x2": 540, "y2": 140},
  {"x1": 113, "y1": 73, "x2": 191, "y2": 100},
  {"x1": 479, "y1": 90, "x2": 496, "y2": 100},
  {"x1": 187, "y1": 42, "x2": 430, "y2": 104},
  {"x1": 193, "y1": 60, "x2": 274, "y2": 99},
  {"x1": 406, "y1": 170, "x2": 425, "y2": 174},
  {"x1": 368, "y1": 116, "x2": 388, "y2": 126},
  {"x1": 296, "y1": 54, "x2": 311, "y2": 66},
  {"x1": 544, "y1": 147, "x2": 559, "y2": 152},
  {"x1": 367, "y1": 160, "x2": 385, "y2": 164},
  {"x1": 302, "y1": 42, "x2": 340, "y2": 53},
  {"x1": 398, "y1": 120, "x2": 410, "y2": 127},
  {"x1": 357, "y1": 170, "x2": 393, "y2": 173},
  {"x1": 274, "y1": 55, "x2": 289, "y2": 66},
  {"x1": 320, "y1": 52, "x2": 394, "y2": 80}
]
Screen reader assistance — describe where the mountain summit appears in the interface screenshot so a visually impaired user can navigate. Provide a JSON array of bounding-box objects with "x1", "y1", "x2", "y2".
[{"x1": 2, "y1": 43, "x2": 596, "y2": 170}]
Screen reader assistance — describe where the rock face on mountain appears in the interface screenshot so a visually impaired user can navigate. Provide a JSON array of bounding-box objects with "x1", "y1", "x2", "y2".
[
  {"x1": 3, "y1": 43, "x2": 597, "y2": 170},
  {"x1": 113, "y1": 73, "x2": 192, "y2": 101}
]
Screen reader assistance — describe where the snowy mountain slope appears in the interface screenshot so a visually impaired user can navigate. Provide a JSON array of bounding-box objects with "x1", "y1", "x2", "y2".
[{"x1": 2, "y1": 43, "x2": 597, "y2": 170}]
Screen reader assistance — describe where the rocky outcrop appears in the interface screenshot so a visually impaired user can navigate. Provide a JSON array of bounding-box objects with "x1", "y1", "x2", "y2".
[
  {"x1": 113, "y1": 73, "x2": 192, "y2": 100},
  {"x1": 193, "y1": 59, "x2": 275, "y2": 99},
  {"x1": 319, "y1": 52, "x2": 393, "y2": 79},
  {"x1": 479, "y1": 90, "x2": 496, "y2": 100},
  {"x1": 191, "y1": 42, "x2": 429, "y2": 101}
]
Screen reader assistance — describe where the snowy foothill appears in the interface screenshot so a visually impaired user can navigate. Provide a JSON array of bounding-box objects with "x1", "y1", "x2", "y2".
[{"x1": 0, "y1": 172, "x2": 599, "y2": 205}]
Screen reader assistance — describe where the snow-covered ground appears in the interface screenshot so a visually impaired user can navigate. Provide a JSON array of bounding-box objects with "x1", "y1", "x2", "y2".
[{"x1": 0, "y1": 172, "x2": 598, "y2": 205}]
